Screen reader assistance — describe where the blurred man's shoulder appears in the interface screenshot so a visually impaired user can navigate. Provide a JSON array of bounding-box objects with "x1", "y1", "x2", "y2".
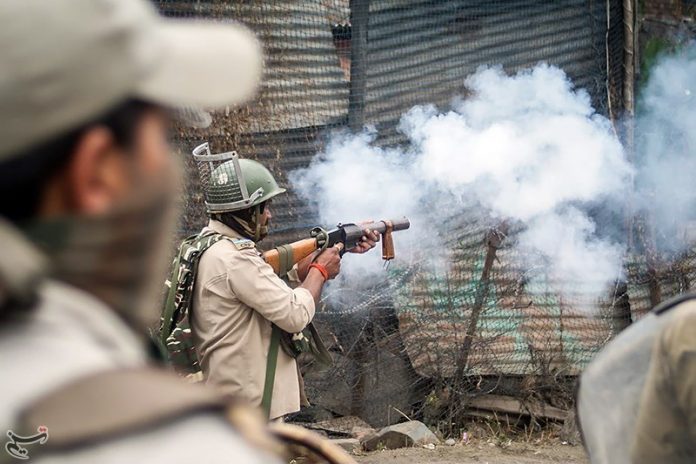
[
  {"x1": 0, "y1": 280, "x2": 145, "y2": 434},
  {"x1": 23, "y1": 366, "x2": 280, "y2": 463},
  {"x1": 0, "y1": 280, "x2": 281, "y2": 463}
]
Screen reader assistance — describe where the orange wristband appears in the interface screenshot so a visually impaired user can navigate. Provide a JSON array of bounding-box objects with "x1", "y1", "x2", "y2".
[{"x1": 309, "y1": 263, "x2": 329, "y2": 282}]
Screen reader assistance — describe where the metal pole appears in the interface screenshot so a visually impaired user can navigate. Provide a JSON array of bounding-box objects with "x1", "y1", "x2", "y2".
[{"x1": 348, "y1": 0, "x2": 369, "y2": 131}]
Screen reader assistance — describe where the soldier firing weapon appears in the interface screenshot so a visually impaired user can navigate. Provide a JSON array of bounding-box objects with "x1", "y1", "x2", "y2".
[{"x1": 160, "y1": 143, "x2": 411, "y2": 423}]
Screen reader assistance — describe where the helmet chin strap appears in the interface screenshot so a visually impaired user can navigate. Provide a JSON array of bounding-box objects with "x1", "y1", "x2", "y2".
[{"x1": 253, "y1": 204, "x2": 262, "y2": 242}]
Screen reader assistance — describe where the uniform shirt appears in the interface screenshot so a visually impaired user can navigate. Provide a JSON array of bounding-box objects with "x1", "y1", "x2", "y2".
[
  {"x1": 191, "y1": 219, "x2": 315, "y2": 419},
  {"x1": 632, "y1": 300, "x2": 696, "y2": 464},
  {"x1": 0, "y1": 280, "x2": 279, "y2": 464}
]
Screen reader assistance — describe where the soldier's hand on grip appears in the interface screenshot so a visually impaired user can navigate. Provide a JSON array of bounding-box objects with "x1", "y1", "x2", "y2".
[
  {"x1": 315, "y1": 245, "x2": 342, "y2": 280},
  {"x1": 348, "y1": 225, "x2": 380, "y2": 254}
]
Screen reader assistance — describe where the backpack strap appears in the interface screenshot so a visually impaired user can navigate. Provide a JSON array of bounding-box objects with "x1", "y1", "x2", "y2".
[
  {"x1": 159, "y1": 231, "x2": 224, "y2": 348},
  {"x1": 262, "y1": 324, "x2": 281, "y2": 419},
  {"x1": 160, "y1": 242, "x2": 186, "y2": 347},
  {"x1": 15, "y1": 368, "x2": 227, "y2": 452}
]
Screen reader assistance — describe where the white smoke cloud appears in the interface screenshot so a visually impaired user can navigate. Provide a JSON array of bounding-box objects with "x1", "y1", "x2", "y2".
[
  {"x1": 291, "y1": 63, "x2": 634, "y2": 305},
  {"x1": 635, "y1": 43, "x2": 696, "y2": 248}
]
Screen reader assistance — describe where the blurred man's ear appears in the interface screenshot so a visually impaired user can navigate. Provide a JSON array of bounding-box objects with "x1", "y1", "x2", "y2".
[{"x1": 40, "y1": 127, "x2": 131, "y2": 216}]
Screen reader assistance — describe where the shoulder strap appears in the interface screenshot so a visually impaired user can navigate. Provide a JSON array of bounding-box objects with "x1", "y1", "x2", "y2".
[
  {"x1": 228, "y1": 237, "x2": 256, "y2": 251},
  {"x1": 16, "y1": 368, "x2": 226, "y2": 451},
  {"x1": 262, "y1": 324, "x2": 281, "y2": 419},
  {"x1": 653, "y1": 292, "x2": 696, "y2": 315},
  {"x1": 307, "y1": 322, "x2": 333, "y2": 366},
  {"x1": 276, "y1": 244, "x2": 295, "y2": 277}
]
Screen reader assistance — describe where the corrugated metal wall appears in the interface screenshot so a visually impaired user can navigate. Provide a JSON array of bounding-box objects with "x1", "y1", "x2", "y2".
[
  {"x1": 161, "y1": 1, "x2": 348, "y2": 132},
  {"x1": 361, "y1": 0, "x2": 623, "y2": 145},
  {"x1": 394, "y1": 229, "x2": 622, "y2": 378}
]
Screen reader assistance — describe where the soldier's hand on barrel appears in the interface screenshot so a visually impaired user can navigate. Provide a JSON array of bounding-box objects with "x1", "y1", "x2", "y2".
[
  {"x1": 348, "y1": 221, "x2": 380, "y2": 254},
  {"x1": 315, "y1": 245, "x2": 342, "y2": 279}
]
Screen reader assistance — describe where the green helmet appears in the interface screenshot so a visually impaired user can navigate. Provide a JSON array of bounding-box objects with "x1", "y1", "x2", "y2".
[{"x1": 193, "y1": 143, "x2": 286, "y2": 214}]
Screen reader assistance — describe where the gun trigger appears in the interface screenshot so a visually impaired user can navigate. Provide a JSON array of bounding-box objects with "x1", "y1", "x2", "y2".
[{"x1": 335, "y1": 242, "x2": 346, "y2": 256}]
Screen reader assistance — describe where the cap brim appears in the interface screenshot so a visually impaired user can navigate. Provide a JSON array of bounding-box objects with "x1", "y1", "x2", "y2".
[{"x1": 135, "y1": 20, "x2": 263, "y2": 109}]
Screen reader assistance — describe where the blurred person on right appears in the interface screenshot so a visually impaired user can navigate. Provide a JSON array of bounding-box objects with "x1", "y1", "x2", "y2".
[
  {"x1": 577, "y1": 291, "x2": 696, "y2": 464},
  {"x1": 630, "y1": 297, "x2": 696, "y2": 464},
  {"x1": 0, "y1": 0, "x2": 297, "y2": 462}
]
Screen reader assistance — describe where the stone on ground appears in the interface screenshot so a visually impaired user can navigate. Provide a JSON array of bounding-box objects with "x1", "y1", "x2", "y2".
[
  {"x1": 352, "y1": 425, "x2": 377, "y2": 442},
  {"x1": 362, "y1": 420, "x2": 440, "y2": 451}
]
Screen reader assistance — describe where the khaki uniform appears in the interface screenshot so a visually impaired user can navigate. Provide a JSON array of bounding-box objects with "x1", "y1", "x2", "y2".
[
  {"x1": 191, "y1": 219, "x2": 315, "y2": 419},
  {"x1": 0, "y1": 279, "x2": 279, "y2": 462},
  {"x1": 631, "y1": 300, "x2": 696, "y2": 464}
]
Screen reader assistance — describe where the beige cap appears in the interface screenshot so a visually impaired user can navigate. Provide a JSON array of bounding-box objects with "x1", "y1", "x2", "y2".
[{"x1": 0, "y1": 0, "x2": 263, "y2": 161}]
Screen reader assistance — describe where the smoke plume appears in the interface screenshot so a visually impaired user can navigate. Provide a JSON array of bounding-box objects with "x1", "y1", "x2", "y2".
[
  {"x1": 291, "y1": 63, "x2": 638, "y2": 306},
  {"x1": 635, "y1": 43, "x2": 696, "y2": 250}
]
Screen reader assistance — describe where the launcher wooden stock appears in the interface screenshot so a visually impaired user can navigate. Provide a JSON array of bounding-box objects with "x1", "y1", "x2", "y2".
[{"x1": 263, "y1": 218, "x2": 410, "y2": 276}]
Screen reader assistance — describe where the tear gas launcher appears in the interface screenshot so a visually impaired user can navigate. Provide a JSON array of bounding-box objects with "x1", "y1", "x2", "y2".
[{"x1": 263, "y1": 218, "x2": 410, "y2": 276}]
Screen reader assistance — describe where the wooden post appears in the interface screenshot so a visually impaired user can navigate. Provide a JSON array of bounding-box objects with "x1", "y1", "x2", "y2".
[
  {"x1": 623, "y1": 0, "x2": 637, "y2": 251},
  {"x1": 456, "y1": 224, "x2": 508, "y2": 374}
]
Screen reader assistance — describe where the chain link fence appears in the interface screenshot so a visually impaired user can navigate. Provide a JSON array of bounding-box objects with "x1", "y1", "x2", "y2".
[{"x1": 155, "y1": 0, "x2": 695, "y2": 430}]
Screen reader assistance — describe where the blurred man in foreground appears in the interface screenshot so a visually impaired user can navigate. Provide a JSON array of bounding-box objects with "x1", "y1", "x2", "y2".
[{"x1": 0, "y1": 0, "x2": 286, "y2": 461}]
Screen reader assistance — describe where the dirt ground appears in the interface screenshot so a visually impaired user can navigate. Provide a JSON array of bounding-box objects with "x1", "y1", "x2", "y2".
[{"x1": 354, "y1": 441, "x2": 588, "y2": 464}]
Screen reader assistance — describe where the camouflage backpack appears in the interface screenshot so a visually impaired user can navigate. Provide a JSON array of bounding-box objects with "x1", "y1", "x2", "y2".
[{"x1": 158, "y1": 230, "x2": 225, "y2": 375}]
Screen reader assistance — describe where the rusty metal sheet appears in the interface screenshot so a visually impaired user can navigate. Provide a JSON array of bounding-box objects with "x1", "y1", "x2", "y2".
[{"x1": 159, "y1": 1, "x2": 348, "y2": 133}]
